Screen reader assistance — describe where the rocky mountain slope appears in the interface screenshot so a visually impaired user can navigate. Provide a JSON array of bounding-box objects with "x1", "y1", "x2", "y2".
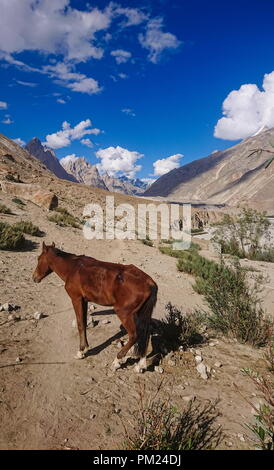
[
  {"x1": 60, "y1": 155, "x2": 108, "y2": 190},
  {"x1": 60, "y1": 153, "x2": 147, "y2": 195},
  {"x1": 144, "y1": 128, "x2": 274, "y2": 212},
  {"x1": 25, "y1": 138, "x2": 78, "y2": 183}
]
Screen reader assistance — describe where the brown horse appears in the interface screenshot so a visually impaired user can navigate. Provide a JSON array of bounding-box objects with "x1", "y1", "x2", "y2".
[{"x1": 33, "y1": 242, "x2": 158, "y2": 372}]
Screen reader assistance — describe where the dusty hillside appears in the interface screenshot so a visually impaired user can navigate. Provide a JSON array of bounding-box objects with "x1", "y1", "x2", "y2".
[
  {"x1": 144, "y1": 128, "x2": 274, "y2": 212},
  {"x1": 0, "y1": 190, "x2": 273, "y2": 450}
]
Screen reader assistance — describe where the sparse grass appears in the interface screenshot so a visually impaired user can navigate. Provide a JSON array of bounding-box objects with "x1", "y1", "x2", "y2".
[
  {"x1": 159, "y1": 245, "x2": 273, "y2": 348},
  {"x1": 0, "y1": 222, "x2": 25, "y2": 250},
  {"x1": 5, "y1": 173, "x2": 20, "y2": 182},
  {"x1": 12, "y1": 197, "x2": 26, "y2": 208},
  {"x1": 158, "y1": 302, "x2": 205, "y2": 351},
  {"x1": 123, "y1": 382, "x2": 223, "y2": 450},
  {"x1": 48, "y1": 208, "x2": 80, "y2": 228},
  {"x1": 0, "y1": 203, "x2": 12, "y2": 214},
  {"x1": 141, "y1": 235, "x2": 154, "y2": 247},
  {"x1": 13, "y1": 221, "x2": 44, "y2": 237},
  {"x1": 240, "y1": 345, "x2": 274, "y2": 450}
]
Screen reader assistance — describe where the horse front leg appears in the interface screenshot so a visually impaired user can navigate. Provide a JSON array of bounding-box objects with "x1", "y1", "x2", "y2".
[
  {"x1": 112, "y1": 307, "x2": 138, "y2": 371},
  {"x1": 71, "y1": 296, "x2": 89, "y2": 359}
]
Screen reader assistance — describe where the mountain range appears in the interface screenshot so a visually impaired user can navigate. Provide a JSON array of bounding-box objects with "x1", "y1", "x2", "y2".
[
  {"x1": 25, "y1": 138, "x2": 148, "y2": 196},
  {"x1": 143, "y1": 127, "x2": 274, "y2": 212},
  {"x1": 1, "y1": 130, "x2": 274, "y2": 212}
]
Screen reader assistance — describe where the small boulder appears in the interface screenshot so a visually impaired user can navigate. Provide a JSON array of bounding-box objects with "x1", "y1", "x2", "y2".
[
  {"x1": 196, "y1": 363, "x2": 208, "y2": 380},
  {"x1": 33, "y1": 311, "x2": 44, "y2": 320},
  {"x1": 195, "y1": 355, "x2": 203, "y2": 364}
]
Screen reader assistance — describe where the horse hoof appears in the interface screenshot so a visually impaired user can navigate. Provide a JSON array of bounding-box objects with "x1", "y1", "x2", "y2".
[
  {"x1": 134, "y1": 358, "x2": 147, "y2": 373},
  {"x1": 112, "y1": 358, "x2": 122, "y2": 371},
  {"x1": 75, "y1": 350, "x2": 85, "y2": 360}
]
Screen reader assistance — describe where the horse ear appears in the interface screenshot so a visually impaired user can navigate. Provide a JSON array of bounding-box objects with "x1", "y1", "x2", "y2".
[
  {"x1": 42, "y1": 241, "x2": 48, "y2": 253},
  {"x1": 52, "y1": 242, "x2": 55, "y2": 248}
]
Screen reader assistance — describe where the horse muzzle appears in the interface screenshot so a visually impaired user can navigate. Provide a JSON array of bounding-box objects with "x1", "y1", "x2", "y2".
[{"x1": 32, "y1": 273, "x2": 41, "y2": 283}]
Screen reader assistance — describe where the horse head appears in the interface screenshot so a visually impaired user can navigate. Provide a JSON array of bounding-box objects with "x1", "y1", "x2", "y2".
[{"x1": 32, "y1": 241, "x2": 55, "y2": 283}]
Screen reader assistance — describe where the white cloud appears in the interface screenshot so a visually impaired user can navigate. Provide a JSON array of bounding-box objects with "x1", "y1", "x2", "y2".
[
  {"x1": 153, "y1": 153, "x2": 183, "y2": 176},
  {"x1": 115, "y1": 7, "x2": 148, "y2": 27},
  {"x1": 13, "y1": 137, "x2": 25, "y2": 146},
  {"x1": 44, "y1": 119, "x2": 102, "y2": 149},
  {"x1": 214, "y1": 71, "x2": 274, "y2": 140},
  {"x1": 141, "y1": 177, "x2": 156, "y2": 186},
  {"x1": 60, "y1": 154, "x2": 78, "y2": 165},
  {"x1": 111, "y1": 49, "x2": 132, "y2": 64},
  {"x1": 44, "y1": 62, "x2": 102, "y2": 95},
  {"x1": 121, "y1": 108, "x2": 136, "y2": 117},
  {"x1": 16, "y1": 80, "x2": 37, "y2": 87},
  {"x1": 0, "y1": 101, "x2": 8, "y2": 109},
  {"x1": 57, "y1": 98, "x2": 66, "y2": 104},
  {"x1": 118, "y1": 73, "x2": 128, "y2": 79},
  {"x1": 1, "y1": 115, "x2": 13, "y2": 124},
  {"x1": 96, "y1": 146, "x2": 143, "y2": 178},
  {"x1": 0, "y1": 0, "x2": 111, "y2": 63},
  {"x1": 139, "y1": 18, "x2": 181, "y2": 63},
  {"x1": 81, "y1": 138, "x2": 93, "y2": 148}
]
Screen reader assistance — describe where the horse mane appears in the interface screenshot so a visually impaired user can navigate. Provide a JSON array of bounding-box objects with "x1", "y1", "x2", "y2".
[{"x1": 51, "y1": 246, "x2": 75, "y2": 258}]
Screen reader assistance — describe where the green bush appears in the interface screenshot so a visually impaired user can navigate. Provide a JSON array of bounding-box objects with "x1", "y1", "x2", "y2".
[
  {"x1": 0, "y1": 222, "x2": 25, "y2": 250},
  {"x1": 0, "y1": 203, "x2": 12, "y2": 214},
  {"x1": 13, "y1": 221, "x2": 43, "y2": 237},
  {"x1": 159, "y1": 245, "x2": 273, "y2": 347},
  {"x1": 48, "y1": 208, "x2": 80, "y2": 228},
  {"x1": 12, "y1": 197, "x2": 25, "y2": 207}
]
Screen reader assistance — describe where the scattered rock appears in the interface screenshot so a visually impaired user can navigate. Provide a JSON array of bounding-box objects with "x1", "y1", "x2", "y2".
[
  {"x1": 87, "y1": 317, "x2": 95, "y2": 328},
  {"x1": 33, "y1": 311, "x2": 44, "y2": 320},
  {"x1": 1, "y1": 303, "x2": 19, "y2": 312},
  {"x1": 15, "y1": 357, "x2": 22, "y2": 363},
  {"x1": 154, "y1": 366, "x2": 164, "y2": 374},
  {"x1": 237, "y1": 433, "x2": 245, "y2": 442},
  {"x1": 214, "y1": 361, "x2": 222, "y2": 368},
  {"x1": 226, "y1": 441, "x2": 233, "y2": 447},
  {"x1": 89, "y1": 304, "x2": 96, "y2": 312},
  {"x1": 209, "y1": 341, "x2": 219, "y2": 347},
  {"x1": 196, "y1": 363, "x2": 208, "y2": 380},
  {"x1": 116, "y1": 341, "x2": 123, "y2": 349},
  {"x1": 101, "y1": 319, "x2": 111, "y2": 325},
  {"x1": 90, "y1": 413, "x2": 96, "y2": 419},
  {"x1": 195, "y1": 355, "x2": 203, "y2": 364},
  {"x1": 8, "y1": 313, "x2": 21, "y2": 321},
  {"x1": 182, "y1": 395, "x2": 196, "y2": 403}
]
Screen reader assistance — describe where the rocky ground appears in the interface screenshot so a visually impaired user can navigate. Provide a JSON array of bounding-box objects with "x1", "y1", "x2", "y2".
[{"x1": 0, "y1": 193, "x2": 273, "y2": 450}]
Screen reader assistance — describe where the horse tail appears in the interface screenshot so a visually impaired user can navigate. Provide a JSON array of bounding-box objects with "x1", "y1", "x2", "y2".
[{"x1": 134, "y1": 283, "x2": 158, "y2": 357}]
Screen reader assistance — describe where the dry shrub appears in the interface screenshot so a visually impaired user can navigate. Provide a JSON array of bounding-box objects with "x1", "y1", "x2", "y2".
[
  {"x1": 0, "y1": 222, "x2": 25, "y2": 250},
  {"x1": 123, "y1": 382, "x2": 224, "y2": 450}
]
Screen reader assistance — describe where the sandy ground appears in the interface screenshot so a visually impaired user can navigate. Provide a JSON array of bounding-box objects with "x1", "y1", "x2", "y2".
[{"x1": 0, "y1": 194, "x2": 273, "y2": 450}]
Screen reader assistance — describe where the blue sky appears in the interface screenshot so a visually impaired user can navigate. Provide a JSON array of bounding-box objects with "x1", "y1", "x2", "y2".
[{"x1": 1, "y1": 0, "x2": 274, "y2": 182}]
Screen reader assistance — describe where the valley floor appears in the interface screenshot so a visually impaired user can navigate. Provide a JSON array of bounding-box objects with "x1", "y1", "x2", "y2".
[{"x1": 0, "y1": 195, "x2": 273, "y2": 450}]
